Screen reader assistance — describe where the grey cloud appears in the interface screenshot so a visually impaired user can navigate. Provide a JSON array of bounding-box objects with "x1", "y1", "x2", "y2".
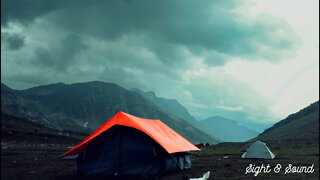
[
  {"x1": 1, "y1": 0, "x2": 303, "y2": 126},
  {"x1": 3, "y1": 57, "x2": 143, "y2": 91},
  {"x1": 78, "y1": 35, "x2": 179, "y2": 77},
  {"x1": 76, "y1": 0, "x2": 297, "y2": 63},
  {"x1": 33, "y1": 33, "x2": 88, "y2": 71},
  {"x1": 60, "y1": 34, "x2": 88, "y2": 62},
  {"x1": 1, "y1": 32, "x2": 25, "y2": 50},
  {"x1": 181, "y1": 71, "x2": 277, "y2": 123},
  {"x1": 1, "y1": 0, "x2": 59, "y2": 26},
  {"x1": 3, "y1": 0, "x2": 299, "y2": 65}
]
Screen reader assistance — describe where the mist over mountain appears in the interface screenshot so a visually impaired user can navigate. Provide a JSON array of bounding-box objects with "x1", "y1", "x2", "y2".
[
  {"x1": 3, "y1": 81, "x2": 317, "y2": 144},
  {"x1": 254, "y1": 101, "x2": 319, "y2": 141},
  {"x1": 1, "y1": 81, "x2": 218, "y2": 144},
  {"x1": 131, "y1": 88, "x2": 198, "y2": 125},
  {"x1": 198, "y1": 116, "x2": 259, "y2": 142}
]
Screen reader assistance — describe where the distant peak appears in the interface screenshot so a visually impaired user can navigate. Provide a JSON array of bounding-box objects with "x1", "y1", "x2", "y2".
[
  {"x1": 88, "y1": 80, "x2": 104, "y2": 84},
  {"x1": 1, "y1": 83, "x2": 13, "y2": 91},
  {"x1": 145, "y1": 91, "x2": 156, "y2": 97},
  {"x1": 79, "y1": 80, "x2": 105, "y2": 85},
  {"x1": 71, "y1": 81, "x2": 120, "y2": 87},
  {"x1": 130, "y1": 88, "x2": 157, "y2": 97},
  {"x1": 206, "y1": 115, "x2": 232, "y2": 121},
  {"x1": 212, "y1": 115, "x2": 226, "y2": 119},
  {"x1": 44, "y1": 82, "x2": 67, "y2": 87},
  {"x1": 130, "y1": 88, "x2": 143, "y2": 93}
]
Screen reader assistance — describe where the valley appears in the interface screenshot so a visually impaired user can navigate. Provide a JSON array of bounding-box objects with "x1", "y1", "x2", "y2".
[{"x1": 1, "y1": 82, "x2": 319, "y2": 179}]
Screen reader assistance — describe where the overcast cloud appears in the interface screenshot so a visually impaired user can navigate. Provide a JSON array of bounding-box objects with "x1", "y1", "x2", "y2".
[{"x1": 1, "y1": 0, "x2": 318, "y2": 131}]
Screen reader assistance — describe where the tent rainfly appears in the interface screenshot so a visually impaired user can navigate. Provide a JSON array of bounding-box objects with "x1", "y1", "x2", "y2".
[
  {"x1": 241, "y1": 141, "x2": 275, "y2": 159},
  {"x1": 63, "y1": 112, "x2": 200, "y2": 177}
]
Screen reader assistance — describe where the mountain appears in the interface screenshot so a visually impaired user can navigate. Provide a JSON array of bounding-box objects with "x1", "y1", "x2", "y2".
[
  {"x1": 1, "y1": 83, "x2": 52, "y2": 127},
  {"x1": 131, "y1": 88, "x2": 198, "y2": 125},
  {"x1": 1, "y1": 81, "x2": 219, "y2": 144},
  {"x1": 1, "y1": 112, "x2": 86, "y2": 144},
  {"x1": 198, "y1": 116, "x2": 259, "y2": 142},
  {"x1": 130, "y1": 88, "x2": 260, "y2": 142},
  {"x1": 255, "y1": 101, "x2": 319, "y2": 141}
]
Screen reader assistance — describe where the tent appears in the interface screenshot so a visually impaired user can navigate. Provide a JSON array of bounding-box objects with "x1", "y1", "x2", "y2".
[
  {"x1": 63, "y1": 111, "x2": 199, "y2": 177},
  {"x1": 241, "y1": 141, "x2": 275, "y2": 159}
]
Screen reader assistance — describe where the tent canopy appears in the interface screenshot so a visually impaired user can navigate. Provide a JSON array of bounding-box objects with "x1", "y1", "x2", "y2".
[
  {"x1": 64, "y1": 112, "x2": 199, "y2": 157},
  {"x1": 241, "y1": 141, "x2": 275, "y2": 159}
]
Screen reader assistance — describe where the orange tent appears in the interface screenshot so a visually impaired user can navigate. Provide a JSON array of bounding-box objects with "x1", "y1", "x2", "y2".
[{"x1": 63, "y1": 111, "x2": 199, "y2": 157}]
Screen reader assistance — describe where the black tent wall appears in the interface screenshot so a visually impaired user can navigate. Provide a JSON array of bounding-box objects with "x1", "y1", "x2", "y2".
[{"x1": 76, "y1": 125, "x2": 191, "y2": 177}]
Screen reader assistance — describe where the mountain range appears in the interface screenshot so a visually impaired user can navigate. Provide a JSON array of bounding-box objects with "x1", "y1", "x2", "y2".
[
  {"x1": 255, "y1": 101, "x2": 319, "y2": 141},
  {"x1": 131, "y1": 88, "x2": 198, "y2": 125},
  {"x1": 1, "y1": 81, "x2": 218, "y2": 144},
  {"x1": 3, "y1": 81, "x2": 317, "y2": 144},
  {"x1": 131, "y1": 88, "x2": 260, "y2": 142},
  {"x1": 198, "y1": 116, "x2": 259, "y2": 142}
]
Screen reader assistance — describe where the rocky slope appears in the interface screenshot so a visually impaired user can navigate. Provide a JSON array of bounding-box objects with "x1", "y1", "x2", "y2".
[
  {"x1": 255, "y1": 101, "x2": 319, "y2": 141},
  {"x1": 1, "y1": 81, "x2": 218, "y2": 144}
]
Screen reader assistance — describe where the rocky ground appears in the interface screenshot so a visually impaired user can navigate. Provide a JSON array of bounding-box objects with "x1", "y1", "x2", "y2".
[{"x1": 1, "y1": 140, "x2": 318, "y2": 180}]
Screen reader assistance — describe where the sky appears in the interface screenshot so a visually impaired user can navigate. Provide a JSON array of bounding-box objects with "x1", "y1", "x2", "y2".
[{"x1": 1, "y1": 0, "x2": 319, "y2": 131}]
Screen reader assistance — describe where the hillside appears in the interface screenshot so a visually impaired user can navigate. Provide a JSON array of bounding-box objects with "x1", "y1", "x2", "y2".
[
  {"x1": 1, "y1": 83, "x2": 52, "y2": 127},
  {"x1": 1, "y1": 112, "x2": 86, "y2": 144},
  {"x1": 198, "y1": 116, "x2": 259, "y2": 142},
  {"x1": 1, "y1": 81, "x2": 218, "y2": 144},
  {"x1": 255, "y1": 101, "x2": 319, "y2": 141},
  {"x1": 131, "y1": 88, "x2": 198, "y2": 125}
]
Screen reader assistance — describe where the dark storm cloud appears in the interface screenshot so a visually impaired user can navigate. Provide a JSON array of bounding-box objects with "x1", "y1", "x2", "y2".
[
  {"x1": 1, "y1": 0, "x2": 302, "y2": 125},
  {"x1": 33, "y1": 33, "x2": 88, "y2": 71},
  {"x1": 48, "y1": 0, "x2": 299, "y2": 64},
  {"x1": 1, "y1": 32, "x2": 25, "y2": 50},
  {"x1": 2, "y1": 0, "x2": 299, "y2": 66},
  {"x1": 1, "y1": 0, "x2": 59, "y2": 26}
]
